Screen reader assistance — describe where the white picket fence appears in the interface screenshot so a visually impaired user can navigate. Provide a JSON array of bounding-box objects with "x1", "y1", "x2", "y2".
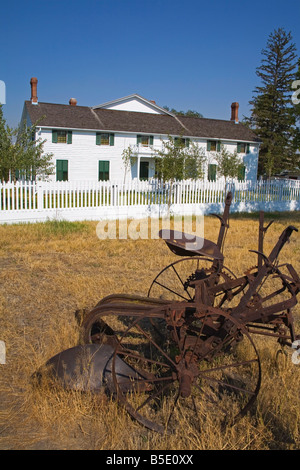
[{"x1": 0, "y1": 178, "x2": 300, "y2": 224}]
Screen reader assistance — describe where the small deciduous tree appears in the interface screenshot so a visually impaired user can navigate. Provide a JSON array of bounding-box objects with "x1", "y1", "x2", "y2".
[
  {"x1": 0, "y1": 105, "x2": 54, "y2": 182},
  {"x1": 0, "y1": 106, "x2": 13, "y2": 181},
  {"x1": 213, "y1": 145, "x2": 244, "y2": 182},
  {"x1": 154, "y1": 136, "x2": 205, "y2": 207},
  {"x1": 154, "y1": 136, "x2": 205, "y2": 182},
  {"x1": 121, "y1": 144, "x2": 136, "y2": 184}
]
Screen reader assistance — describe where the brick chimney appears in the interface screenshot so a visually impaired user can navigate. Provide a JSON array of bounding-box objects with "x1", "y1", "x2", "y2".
[
  {"x1": 30, "y1": 77, "x2": 38, "y2": 104},
  {"x1": 231, "y1": 102, "x2": 239, "y2": 123},
  {"x1": 69, "y1": 98, "x2": 77, "y2": 106}
]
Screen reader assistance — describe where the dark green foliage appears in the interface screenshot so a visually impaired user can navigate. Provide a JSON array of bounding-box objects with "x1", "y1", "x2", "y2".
[
  {"x1": 292, "y1": 58, "x2": 300, "y2": 155},
  {"x1": 214, "y1": 145, "x2": 243, "y2": 181},
  {"x1": 248, "y1": 28, "x2": 298, "y2": 177},
  {"x1": 163, "y1": 106, "x2": 203, "y2": 118},
  {"x1": 0, "y1": 105, "x2": 54, "y2": 181}
]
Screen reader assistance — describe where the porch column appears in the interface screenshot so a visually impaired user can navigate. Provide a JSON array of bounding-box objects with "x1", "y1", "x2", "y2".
[{"x1": 137, "y1": 154, "x2": 141, "y2": 180}]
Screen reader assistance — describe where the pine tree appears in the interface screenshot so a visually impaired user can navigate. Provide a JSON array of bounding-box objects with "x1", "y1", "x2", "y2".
[
  {"x1": 249, "y1": 28, "x2": 298, "y2": 177},
  {"x1": 292, "y1": 58, "x2": 300, "y2": 156}
]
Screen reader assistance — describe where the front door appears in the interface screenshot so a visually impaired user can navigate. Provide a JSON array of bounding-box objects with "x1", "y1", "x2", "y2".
[{"x1": 140, "y1": 161, "x2": 149, "y2": 180}]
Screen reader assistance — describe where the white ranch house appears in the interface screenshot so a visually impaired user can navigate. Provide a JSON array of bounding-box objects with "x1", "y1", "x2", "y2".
[{"x1": 20, "y1": 78, "x2": 260, "y2": 183}]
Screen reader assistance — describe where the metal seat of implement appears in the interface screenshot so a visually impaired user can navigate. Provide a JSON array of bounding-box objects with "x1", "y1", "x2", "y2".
[{"x1": 159, "y1": 229, "x2": 224, "y2": 260}]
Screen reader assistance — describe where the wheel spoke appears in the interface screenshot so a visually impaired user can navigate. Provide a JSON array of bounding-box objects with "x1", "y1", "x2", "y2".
[
  {"x1": 134, "y1": 322, "x2": 178, "y2": 368},
  {"x1": 136, "y1": 380, "x2": 174, "y2": 412},
  {"x1": 199, "y1": 373, "x2": 256, "y2": 396},
  {"x1": 171, "y1": 264, "x2": 193, "y2": 300},
  {"x1": 153, "y1": 280, "x2": 190, "y2": 301},
  {"x1": 116, "y1": 348, "x2": 171, "y2": 369},
  {"x1": 196, "y1": 358, "x2": 258, "y2": 376}
]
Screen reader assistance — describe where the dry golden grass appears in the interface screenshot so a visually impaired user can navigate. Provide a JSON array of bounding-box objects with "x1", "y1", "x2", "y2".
[{"x1": 0, "y1": 213, "x2": 300, "y2": 450}]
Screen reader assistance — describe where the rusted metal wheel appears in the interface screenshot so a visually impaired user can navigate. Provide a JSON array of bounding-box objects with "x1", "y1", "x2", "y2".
[
  {"x1": 148, "y1": 257, "x2": 238, "y2": 304},
  {"x1": 111, "y1": 309, "x2": 262, "y2": 434}
]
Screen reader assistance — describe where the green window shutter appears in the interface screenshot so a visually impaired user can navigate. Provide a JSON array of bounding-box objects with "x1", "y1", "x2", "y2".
[
  {"x1": 246, "y1": 143, "x2": 250, "y2": 154},
  {"x1": 56, "y1": 160, "x2": 62, "y2": 180},
  {"x1": 52, "y1": 130, "x2": 58, "y2": 143},
  {"x1": 96, "y1": 133, "x2": 101, "y2": 145},
  {"x1": 99, "y1": 161, "x2": 110, "y2": 181},
  {"x1": 67, "y1": 131, "x2": 72, "y2": 144},
  {"x1": 56, "y1": 160, "x2": 68, "y2": 181},
  {"x1": 149, "y1": 135, "x2": 154, "y2": 146},
  {"x1": 208, "y1": 164, "x2": 217, "y2": 182},
  {"x1": 237, "y1": 142, "x2": 241, "y2": 153},
  {"x1": 62, "y1": 160, "x2": 68, "y2": 173},
  {"x1": 109, "y1": 133, "x2": 114, "y2": 146},
  {"x1": 238, "y1": 165, "x2": 246, "y2": 181},
  {"x1": 217, "y1": 141, "x2": 221, "y2": 152},
  {"x1": 185, "y1": 138, "x2": 190, "y2": 148},
  {"x1": 207, "y1": 141, "x2": 211, "y2": 151},
  {"x1": 137, "y1": 135, "x2": 142, "y2": 145}
]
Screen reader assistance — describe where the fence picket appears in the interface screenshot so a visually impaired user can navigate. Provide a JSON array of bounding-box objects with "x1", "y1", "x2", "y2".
[{"x1": 1, "y1": 178, "x2": 300, "y2": 224}]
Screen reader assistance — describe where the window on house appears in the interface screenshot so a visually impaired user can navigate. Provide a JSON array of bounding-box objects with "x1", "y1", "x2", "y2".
[
  {"x1": 207, "y1": 140, "x2": 221, "y2": 152},
  {"x1": 96, "y1": 133, "x2": 114, "y2": 146},
  {"x1": 57, "y1": 131, "x2": 67, "y2": 143},
  {"x1": 56, "y1": 160, "x2": 68, "y2": 181},
  {"x1": 99, "y1": 160, "x2": 110, "y2": 181},
  {"x1": 52, "y1": 130, "x2": 72, "y2": 144},
  {"x1": 140, "y1": 161, "x2": 149, "y2": 180},
  {"x1": 208, "y1": 164, "x2": 217, "y2": 181},
  {"x1": 137, "y1": 135, "x2": 154, "y2": 147},
  {"x1": 237, "y1": 142, "x2": 250, "y2": 153}
]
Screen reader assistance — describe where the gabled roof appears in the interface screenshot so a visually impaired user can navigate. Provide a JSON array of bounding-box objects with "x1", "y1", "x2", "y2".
[
  {"x1": 24, "y1": 101, "x2": 261, "y2": 143},
  {"x1": 92, "y1": 93, "x2": 173, "y2": 116}
]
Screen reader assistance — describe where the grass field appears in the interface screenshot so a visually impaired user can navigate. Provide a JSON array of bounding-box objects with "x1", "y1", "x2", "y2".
[{"x1": 0, "y1": 212, "x2": 299, "y2": 450}]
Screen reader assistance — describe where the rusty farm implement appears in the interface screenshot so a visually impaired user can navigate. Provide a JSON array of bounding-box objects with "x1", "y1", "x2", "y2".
[{"x1": 43, "y1": 192, "x2": 300, "y2": 434}]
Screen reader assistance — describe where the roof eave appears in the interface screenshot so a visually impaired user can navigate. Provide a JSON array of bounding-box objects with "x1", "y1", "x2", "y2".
[{"x1": 34, "y1": 124, "x2": 261, "y2": 143}]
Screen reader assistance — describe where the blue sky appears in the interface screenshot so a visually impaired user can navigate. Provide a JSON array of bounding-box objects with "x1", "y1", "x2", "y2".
[{"x1": 1, "y1": 0, "x2": 300, "y2": 128}]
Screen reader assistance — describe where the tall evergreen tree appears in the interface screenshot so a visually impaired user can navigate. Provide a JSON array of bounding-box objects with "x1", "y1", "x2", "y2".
[
  {"x1": 248, "y1": 28, "x2": 298, "y2": 177},
  {"x1": 292, "y1": 58, "x2": 300, "y2": 154}
]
